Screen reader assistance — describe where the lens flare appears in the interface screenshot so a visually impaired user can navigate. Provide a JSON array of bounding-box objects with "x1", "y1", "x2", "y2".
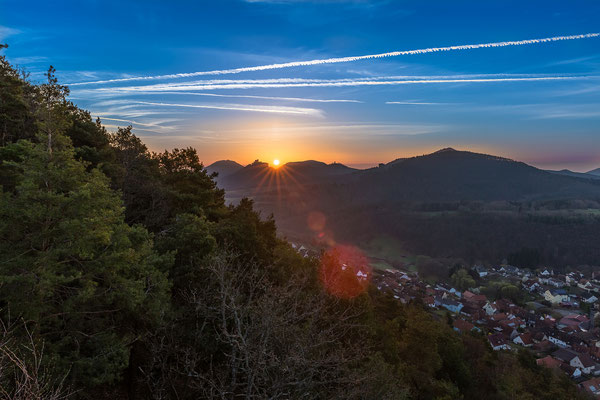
[{"x1": 319, "y1": 245, "x2": 371, "y2": 299}]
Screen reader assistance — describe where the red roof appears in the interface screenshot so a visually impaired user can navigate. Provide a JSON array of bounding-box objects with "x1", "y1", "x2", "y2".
[
  {"x1": 536, "y1": 355, "x2": 561, "y2": 369},
  {"x1": 581, "y1": 377, "x2": 600, "y2": 395},
  {"x1": 453, "y1": 319, "x2": 475, "y2": 333},
  {"x1": 515, "y1": 333, "x2": 533, "y2": 345}
]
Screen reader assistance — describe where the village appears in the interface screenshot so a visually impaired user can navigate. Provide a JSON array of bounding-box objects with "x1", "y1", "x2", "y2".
[{"x1": 372, "y1": 263, "x2": 600, "y2": 397}]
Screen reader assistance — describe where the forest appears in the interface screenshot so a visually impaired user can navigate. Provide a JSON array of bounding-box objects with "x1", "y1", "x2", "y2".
[{"x1": 0, "y1": 48, "x2": 590, "y2": 399}]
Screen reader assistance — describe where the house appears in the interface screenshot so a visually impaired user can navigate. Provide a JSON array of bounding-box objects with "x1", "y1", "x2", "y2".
[
  {"x1": 547, "y1": 278, "x2": 566, "y2": 288},
  {"x1": 553, "y1": 348, "x2": 597, "y2": 375},
  {"x1": 483, "y1": 302, "x2": 498, "y2": 315},
  {"x1": 560, "y1": 363, "x2": 582, "y2": 379},
  {"x1": 548, "y1": 331, "x2": 570, "y2": 348},
  {"x1": 544, "y1": 289, "x2": 569, "y2": 305},
  {"x1": 580, "y1": 377, "x2": 600, "y2": 397},
  {"x1": 488, "y1": 334, "x2": 510, "y2": 351},
  {"x1": 453, "y1": 319, "x2": 475, "y2": 334},
  {"x1": 440, "y1": 298, "x2": 463, "y2": 313},
  {"x1": 462, "y1": 290, "x2": 476, "y2": 300},
  {"x1": 536, "y1": 355, "x2": 561, "y2": 369},
  {"x1": 553, "y1": 348, "x2": 578, "y2": 364},
  {"x1": 474, "y1": 265, "x2": 488, "y2": 277},
  {"x1": 522, "y1": 279, "x2": 540, "y2": 293},
  {"x1": 513, "y1": 333, "x2": 533, "y2": 347},
  {"x1": 423, "y1": 296, "x2": 435, "y2": 308},
  {"x1": 558, "y1": 314, "x2": 589, "y2": 331},
  {"x1": 574, "y1": 353, "x2": 597, "y2": 375},
  {"x1": 584, "y1": 295, "x2": 599, "y2": 304},
  {"x1": 580, "y1": 279, "x2": 593, "y2": 290},
  {"x1": 464, "y1": 292, "x2": 487, "y2": 308}
]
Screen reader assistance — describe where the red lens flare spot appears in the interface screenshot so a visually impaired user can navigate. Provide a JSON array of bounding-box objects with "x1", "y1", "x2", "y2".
[
  {"x1": 319, "y1": 245, "x2": 371, "y2": 299},
  {"x1": 307, "y1": 211, "x2": 326, "y2": 232}
]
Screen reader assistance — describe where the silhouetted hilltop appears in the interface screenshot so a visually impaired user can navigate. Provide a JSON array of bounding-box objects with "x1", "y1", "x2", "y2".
[
  {"x1": 206, "y1": 160, "x2": 244, "y2": 181},
  {"x1": 548, "y1": 169, "x2": 600, "y2": 180},
  {"x1": 223, "y1": 149, "x2": 600, "y2": 202},
  {"x1": 221, "y1": 159, "x2": 357, "y2": 190},
  {"x1": 354, "y1": 149, "x2": 600, "y2": 202},
  {"x1": 588, "y1": 168, "x2": 600, "y2": 176}
]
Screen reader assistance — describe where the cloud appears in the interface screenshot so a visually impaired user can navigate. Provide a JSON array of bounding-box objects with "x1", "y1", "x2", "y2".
[
  {"x1": 140, "y1": 92, "x2": 362, "y2": 103},
  {"x1": 69, "y1": 32, "x2": 600, "y2": 86},
  {"x1": 386, "y1": 101, "x2": 455, "y2": 105},
  {"x1": 0, "y1": 25, "x2": 21, "y2": 41},
  {"x1": 8, "y1": 55, "x2": 47, "y2": 65},
  {"x1": 216, "y1": 122, "x2": 441, "y2": 139},
  {"x1": 93, "y1": 116, "x2": 179, "y2": 131},
  {"x1": 132, "y1": 100, "x2": 324, "y2": 117},
  {"x1": 86, "y1": 74, "x2": 595, "y2": 93}
]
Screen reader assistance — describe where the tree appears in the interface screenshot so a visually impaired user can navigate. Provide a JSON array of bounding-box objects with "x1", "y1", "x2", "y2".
[
  {"x1": 451, "y1": 269, "x2": 476, "y2": 291},
  {"x1": 0, "y1": 135, "x2": 171, "y2": 388},
  {"x1": 140, "y1": 251, "x2": 404, "y2": 400},
  {"x1": 0, "y1": 48, "x2": 36, "y2": 146}
]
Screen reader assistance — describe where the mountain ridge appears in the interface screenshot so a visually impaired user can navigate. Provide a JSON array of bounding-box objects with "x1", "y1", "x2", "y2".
[
  {"x1": 588, "y1": 167, "x2": 600, "y2": 176},
  {"x1": 217, "y1": 148, "x2": 600, "y2": 202}
]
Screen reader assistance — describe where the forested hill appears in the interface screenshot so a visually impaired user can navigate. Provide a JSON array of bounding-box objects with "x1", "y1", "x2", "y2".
[
  {"x1": 214, "y1": 159, "x2": 358, "y2": 189},
  {"x1": 217, "y1": 148, "x2": 600, "y2": 202},
  {"x1": 0, "y1": 51, "x2": 586, "y2": 399},
  {"x1": 214, "y1": 149, "x2": 600, "y2": 267}
]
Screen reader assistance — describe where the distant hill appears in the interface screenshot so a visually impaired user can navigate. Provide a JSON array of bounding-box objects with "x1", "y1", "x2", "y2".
[
  {"x1": 353, "y1": 148, "x2": 600, "y2": 202},
  {"x1": 219, "y1": 148, "x2": 600, "y2": 267},
  {"x1": 588, "y1": 168, "x2": 600, "y2": 176},
  {"x1": 206, "y1": 160, "x2": 244, "y2": 183},
  {"x1": 220, "y1": 160, "x2": 357, "y2": 190},
  {"x1": 548, "y1": 169, "x2": 600, "y2": 180},
  {"x1": 223, "y1": 148, "x2": 600, "y2": 202}
]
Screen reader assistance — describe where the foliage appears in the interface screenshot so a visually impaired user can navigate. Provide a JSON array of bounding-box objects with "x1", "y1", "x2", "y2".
[{"x1": 451, "y1": 269, "x2": 476, "y2": 291}]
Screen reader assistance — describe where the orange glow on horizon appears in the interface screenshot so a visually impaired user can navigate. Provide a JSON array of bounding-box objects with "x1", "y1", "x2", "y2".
[{"x1": 141, "y1": 119, "x2": 510, "y2": 169}]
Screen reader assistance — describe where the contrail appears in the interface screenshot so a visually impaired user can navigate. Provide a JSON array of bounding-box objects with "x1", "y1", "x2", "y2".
[
  {"x1": 386, "y1": 101, "x2": 454, "y2": 105},
  {"x1": 69, "y1": 32, "x2": 600, "y2": 86},
  {"x1": 133, "y1": 100, "x2": 324, "y2": 117},
  {"x1": 146, "y1": 92, "x2": 362, "y2": 103},
  {"x1": 93, "y1": 75, "x2": 593, "y2": 93}
]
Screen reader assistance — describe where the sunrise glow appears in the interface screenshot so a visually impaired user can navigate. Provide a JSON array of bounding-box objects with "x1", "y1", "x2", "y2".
[{"x1": 273, "y1": 159, "x2": 280, "y2": 167}]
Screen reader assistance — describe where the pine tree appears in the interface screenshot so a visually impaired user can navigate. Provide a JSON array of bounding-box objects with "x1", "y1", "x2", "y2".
[{"x1": 0, "y1": 134, "x2": 171, "y2": 387}]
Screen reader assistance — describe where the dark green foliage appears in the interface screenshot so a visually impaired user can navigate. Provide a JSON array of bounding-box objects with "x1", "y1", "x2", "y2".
[
  {"x1": 508, "y1": 247, "x2": 541, "y2": 268},
  {"x1": 0, "y1": 137, "x2": 171, "y2": 388}
]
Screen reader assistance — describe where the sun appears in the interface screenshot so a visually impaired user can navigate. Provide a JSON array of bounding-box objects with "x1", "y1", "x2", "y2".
[{"x1": 273, "y1": 159, "x2": 280, "y2": 167}]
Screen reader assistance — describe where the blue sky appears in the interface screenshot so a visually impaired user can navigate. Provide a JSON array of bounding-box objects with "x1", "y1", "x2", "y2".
[{"x1": 1, "y1": 0, "x2": 599, "y2": 170}]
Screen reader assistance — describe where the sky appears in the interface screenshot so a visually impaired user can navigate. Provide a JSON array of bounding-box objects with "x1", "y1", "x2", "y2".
[{"x1": 1, "y1": 0, "x2": 599, "y2": 171}]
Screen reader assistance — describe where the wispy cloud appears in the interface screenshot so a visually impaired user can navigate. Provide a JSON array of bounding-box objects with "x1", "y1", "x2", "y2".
[
  {"x1": 69, "y1": 32, "x2": 600, "y2": 86},
  {"x1": 0, "y1": 25, "x2": 20, "y2": 41},
  {"x1": 132, "y1": 100, "x2": 324, "y2": 117},
  {"x1": 8, "y1": 55, "x2": 48, "y2": 65},
  {"x1": 93, "y1": 116, "x2": 180, "y2": 131},
  {"x1": 386, "y1": 101, "x2": 455, "y2": 105},
  {"x1": 221, "y1": 122, "x2": 442, "y2": 136},
  {"x1": 140, "y1": 92, "x2": 362, "y2": 103},
  {"x1": 85, "y1": 75, "x2": 595, "y2": 93}
]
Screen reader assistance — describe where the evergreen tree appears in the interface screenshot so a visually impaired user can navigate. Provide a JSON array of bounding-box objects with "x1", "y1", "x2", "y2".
[{"x1": 0, "y1": 135, "x2": 171, "y2": 388}]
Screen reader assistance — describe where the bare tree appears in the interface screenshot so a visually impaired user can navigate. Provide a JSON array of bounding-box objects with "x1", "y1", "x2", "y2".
[
  {"x1": 140, "y1": 251, "x2": 406, "y2": 399},
  {"x1": 0, "y1": 318, "x2": 72, "y2": 400}
]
